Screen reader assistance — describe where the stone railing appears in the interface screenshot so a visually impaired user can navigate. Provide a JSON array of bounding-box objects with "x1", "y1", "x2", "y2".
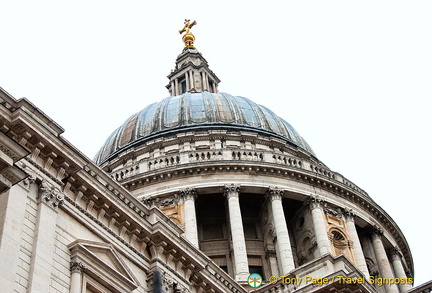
[
  {"x1": 231, "y1": 150, "x2": 264, "y2": 161},
  {"x1": 111, "y1": 164, "x2": 140, "y2": 181},
  {"x1": 110, "y1": 148, "x2": 368, "y2": 197},
  {"x1": 148, "y1": 155, "x2": 180, "y2": 170},
  {"x1": 189, "y1": 150, "x2": 223, "y2": 162}
]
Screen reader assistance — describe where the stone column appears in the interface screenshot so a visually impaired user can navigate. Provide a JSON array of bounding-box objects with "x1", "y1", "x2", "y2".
[
  {"x1": 200, "y1": 72, "x2": 204, "y2": 92},
  {"x1": 189, "y1": 70, "x2": 195, "y2": 90},
  {"x1": 203, "y1": 72, "x2": 209, "y2": 91},
  {"x1": 308, "y1": 196, "x2": 331, "y2": 256},
  {"x1": 170, "y1": 81, "x2": 175, "y2": 96},
  {"x1": 344, "y1": 209, "x2": 369, "y2": 277},
  {"x1": 224, "y1": 184, "x2": 249, "y2": 282},
  {"x1": 70, "y1": 262, "x2": 85, "y2": 293},
  {"x1": 27, "y1": 180, "x2": 64, "y2": 293},
  {"x1": 371, "y1": 227, "x2": 398, "y2": 293},
  {"x1": 185, "y1": 73, "x2": 190, "y2": 91},
  {"x1": 389, "y1": 247, "x2": 411, "y2": 293},
  {"x1": 174, "y1": 78, "x2": 179, "y2": 96},
  {"x1": 267, "y1": 188, "x2": 295, "y2": 274},
  {"x1": 180, "y1": 188, "x2": 199, "y2": 248}
]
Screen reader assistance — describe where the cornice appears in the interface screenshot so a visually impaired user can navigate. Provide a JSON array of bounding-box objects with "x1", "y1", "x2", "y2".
[{"x1": 118, "y1": 159, "x2": 413, "y2": 273}]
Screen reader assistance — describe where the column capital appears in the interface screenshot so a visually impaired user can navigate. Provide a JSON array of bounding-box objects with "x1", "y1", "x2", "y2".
[
  {"x1": 267, "y1": 187, "x2": 284, "y2": 201},
  {"x1": 180, "y1": 187, "x2": 197, "y2": 201},
  {"x1": 70, "y1": 261, "x2": 86, "y2": 273},
  {"x1": 142, "y1": 197, "x2": 155, "y2": 207},
  {"x1": 224, "y1": 184, "x2": 240, "y2": 199},
  {"x1": 343, "y1": 208, "x2": 357, "y2": 222},
  {"x1": 306, "y1": 194, "x2": 326, "y2": 210},
  {"x1": 265, "y1": 248, "x2": 277, "y2": 259},
  {"x1": 370, "y1": 225, "x2": 384, "y2": 240},
  {"x1": 19, "y1": 174, "x2": 36, "y2": 191},
  {"x1": 389, "y1": 246, "x2": 402, "y2": 259},
  {"x1": 38, "y1": 180, "x2": 63, "y2": 211}
]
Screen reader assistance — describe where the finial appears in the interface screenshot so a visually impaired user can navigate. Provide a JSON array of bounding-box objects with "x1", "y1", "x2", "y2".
[{"x1": 179, "y1": 19, "x2": 197, "y2": 50}]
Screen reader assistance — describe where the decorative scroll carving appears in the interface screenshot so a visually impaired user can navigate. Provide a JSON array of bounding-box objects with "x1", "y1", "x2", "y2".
[
  {"x1": 265, "y1": 248, "x2": 277, "y2": 259},
  {"x1": 369, "y1": 225, "x2": 384, "y2": 240},
  {"x1": 19, "y1": 174, "x2": 35, "y2": 191},
  {"x1": 323, "y1": 206, "x2": 342, "y2": 217},
  {"x1": 224, "y1": 184, "x2": 240, "y2": 199},
  {"x1": 38, "y1": 180, "x2": 63, "y2": 211},
  {"x1": 160, "y1": 194, "x2": 180, "y2": 207},
  {"x1": 150, "y1": 269, "x2": 190, "y2": 293},
  {"x1": 143, "y1": 194, "x2": 180, "y2": 208},
  {"x1": 180, "y1": 188, "x2": 196, "y2": 201},
  {"x1": 306, "y1": 194, "x2": 326, "y2": 210},
  {"x1": 70, "y1": 261, "x2": 86, "y2": 273},
  {"x1": 142, "y1": 197, "x2": 155, "y2": 207},
  {"x1": 343, "y1": 207, "x2": 357, "y2": 222},
  {"x1": 267, "y1": 187, "x2": 284, "y2": 201},
  {"x1": 389, "y1": 246, "x2": 403, "y2": 259}
]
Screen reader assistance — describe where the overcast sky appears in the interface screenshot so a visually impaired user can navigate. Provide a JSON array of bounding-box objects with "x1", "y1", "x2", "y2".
[{"x1": 1, "y1": 0, "x2": 431, "y2": 287}]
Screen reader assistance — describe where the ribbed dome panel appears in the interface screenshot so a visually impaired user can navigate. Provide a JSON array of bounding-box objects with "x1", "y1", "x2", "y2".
[{"x1": 94, "y1": 92, "x2": 315, "y2": 164}]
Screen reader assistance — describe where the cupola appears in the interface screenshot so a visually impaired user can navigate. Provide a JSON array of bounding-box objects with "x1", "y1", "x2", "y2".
[{"x1": 166, "y1": 19, "x2": 221, "y2": 95}]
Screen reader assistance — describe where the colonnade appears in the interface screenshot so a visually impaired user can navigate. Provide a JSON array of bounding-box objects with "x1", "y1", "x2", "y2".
[{"x1": 179, "y1": 186, "x2": 411, "y2": 292}]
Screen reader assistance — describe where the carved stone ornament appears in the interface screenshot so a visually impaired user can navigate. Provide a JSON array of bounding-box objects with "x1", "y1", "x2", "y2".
[
  {"x1": 154, "y1": 270, "x2": 190, "y2": 293},
  {"x1": 70, "y1": 261, "x2": 86, "y2": 273},
  {"x1": 180, "y1": 188, "x2": 196, "y2": 201},
  {"x1": 307, "y1": 194, "x2": 326, "y2": 210},
  {"x1": 224, "y1": 184, "x2": 240, "y2": 198},
  {"x1": 389, "y1": 246, "x2": 402, "y2": 258},
  {"x1": 267, "y1": 187, "x2": 284, "y2": 201},
  {"x1": 160, "y1": 194, "x2": 180, "y2": 207},
  {"x1": 343, "y1": 207, "x2": 357, "y2": 222},
  {"x1": 142, "y1": 197, "x2": 155, "y2": 207},
  {"x1": 370, "y1": 225, "x2": 384, "y2": 239},
  {"x1": 323, "y1": 206, "x2": 342, "y2": 218},
  {"x1": 38, "y1": 180, "x2": 64, "y2": 210},
  {"x1": 19, "y1": 175, "x2": 35, "y2": 191}
]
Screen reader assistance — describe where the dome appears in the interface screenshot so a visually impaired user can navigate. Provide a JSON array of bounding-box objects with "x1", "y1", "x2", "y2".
[{"x1": 95, "y1": 92, "x2": 315, "y2": 165}]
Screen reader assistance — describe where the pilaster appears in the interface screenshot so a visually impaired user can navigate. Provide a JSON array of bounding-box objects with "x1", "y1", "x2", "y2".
[
  {"x1": 265, "y1": 248, "x2": 279, "y2": 277},
  {"x1": 0, "y1": 180, "x2": 32, "y2": 292},
  {"x1": 27, "y1": 180, "x2": 63, "y2": 293}
]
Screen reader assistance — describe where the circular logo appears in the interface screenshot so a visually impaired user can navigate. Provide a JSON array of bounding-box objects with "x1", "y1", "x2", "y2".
[{"x1": 247, "y1": 273, "x2": 263, "y2": 288}]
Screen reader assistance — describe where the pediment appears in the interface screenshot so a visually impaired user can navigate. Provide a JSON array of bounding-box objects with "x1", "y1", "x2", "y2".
[{"x1": 68, "y1": 240, "x2": 140, "y2": 291}]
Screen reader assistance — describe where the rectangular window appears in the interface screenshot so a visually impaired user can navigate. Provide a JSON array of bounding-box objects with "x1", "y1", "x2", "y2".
[{"x1": 181, "y1": 79, "x2": 187, "y2": 93}]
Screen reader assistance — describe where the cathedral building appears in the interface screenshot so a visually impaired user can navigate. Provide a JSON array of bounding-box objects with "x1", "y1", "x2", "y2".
[{"x1": 0, "y1": 21, "x2": 431, "y2": 293}]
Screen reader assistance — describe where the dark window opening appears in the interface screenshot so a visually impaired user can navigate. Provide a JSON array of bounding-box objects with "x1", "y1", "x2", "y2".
[
  {"x1": 249, "y1": 266, "x2": 264, "y2": 278},
  {"x1": 202, "y1": 221, "x2": 224, "y2": 240},
  {"x1": 220, "y1": 266, "x2": 228, "y2": 274},
  {"x1": 181, "y1": 79, "x2": 187, "y2": 93}
]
